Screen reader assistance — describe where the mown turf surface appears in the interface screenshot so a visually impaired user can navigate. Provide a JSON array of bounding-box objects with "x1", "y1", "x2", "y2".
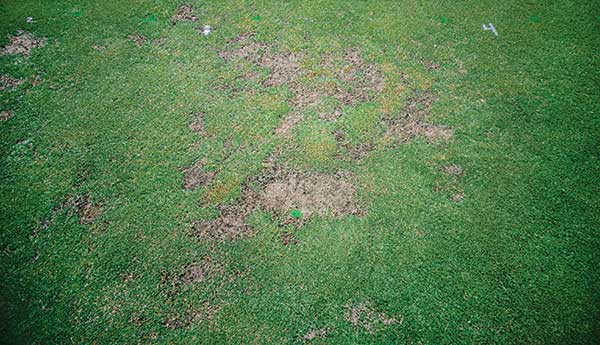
[{"x1": 1, "y1": 1, "x2": 599, "y2": 344}]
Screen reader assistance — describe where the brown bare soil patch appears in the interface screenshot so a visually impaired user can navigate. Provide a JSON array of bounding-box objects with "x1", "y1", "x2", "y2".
[
  {"x1": 128, "y1": 34, "x2": 147, "y2": 47},
  {"x1": 422, "y1": 124, "x2": 454, "y2": 144},
  {"x1": 183, "y1": 160, "x2": 216, "y2": 191},
  {"x1": 171, "y1": 4, "x2": 198, "y2": 23},
  {"x1": 281, "y1": 231, "x2": 300, "y2": 246},
  {"x1": 344, "y1": 302, "x2": 402, "y2": 334},
  {"x1": 0, "y1": 75, "x2": 24, "y2": 90},
  {"x1": 424, "y1": 60, "x2": 441, "y2": 70},
  {"x1": 1, "y1": 31, "x2": 47, "y2": 57},
  {"x1": 0, "y1": 110, "x2": 14, "y2": 121}
]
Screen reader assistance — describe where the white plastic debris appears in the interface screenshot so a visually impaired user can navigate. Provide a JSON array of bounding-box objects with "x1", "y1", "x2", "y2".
[
  {"x1": 26, "y1": 17, "x2": 34, "y2": 23},
  {"x1": 482, "y1": 23, "x2": 498, "y2": 36},
  {"x1": 201, "y1": 25, "x2": 212, "y2": 36}
]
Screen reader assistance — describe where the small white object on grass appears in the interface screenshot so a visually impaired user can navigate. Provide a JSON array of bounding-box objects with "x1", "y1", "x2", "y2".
[
  {"x1": 201, "y1": 25, "x2": 212, "y2": 36},
  {"x1": 26, "y1": 17, "x2": 34, "y2": 23},
  {"x1": 482, "y1": 23, "x2": 498, "y2": 36}
]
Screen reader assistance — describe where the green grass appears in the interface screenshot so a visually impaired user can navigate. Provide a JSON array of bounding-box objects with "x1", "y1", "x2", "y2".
[{"x1": 1, "y1": 1, "x2": 598, "y2": 344}]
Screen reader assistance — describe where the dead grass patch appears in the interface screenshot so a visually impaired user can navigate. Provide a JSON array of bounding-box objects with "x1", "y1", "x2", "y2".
[
  {"x1": 344, "y1": 302, "x2": 402, "y2": 334},
  {"x1": 219, "y1": 35, "x2": 386, "y2": 135},
  {"x1": 164, "y1": 301, "x2": 221, "y2": 330},
  {"x1": 127, "y1": 34, "x2": 147, "y2": 47},
  {"x1": 1, "y1": 31, "x2": 47, "y2": 57},
  {"x1": 171, "y1": 4, "x2": 198, "y2": 23},
  {"x1": 183, "y1": 160, "x2": 216, "y2": 191},
  {"x1": 383, "y1": 91, "x2": 453, "y2": 144},
  {"x1": 0, "y1": 75, "x2": 24, "y2": 90},
  {"x1": 303, "y1": 327, "x2": 329, "y2": 341},
  {"x1": 0, "y1": 110, "x2": 15, "y2": 121},
  {"x1": 189, "y1": 111, "x2": 206, "y2": 135},
  {"x1": 192, "y1": 162, "x2": 363, "y2": 242}
]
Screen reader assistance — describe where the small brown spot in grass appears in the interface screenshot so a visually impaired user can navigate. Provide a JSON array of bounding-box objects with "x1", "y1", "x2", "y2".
[
  {"x1": 422, "y1": 124, "x2": 453, "y2": 144},
  {"x1": 424, "y1": 61, "x2": 441, "y2": 70},
  {"x1": 0, "y1": 110, "x2": 15, "y2": 121},
  {"x1": 442, "y1": 163, "x2": 463, "y2": 177},
  {"x1": 275, "y1": 111, "x2": 304, "y2": 137},
  {"x1": 0, "y1": 75, "x2": 24, "y2": 90},
  {"x1": 183, "y1": 160, "x2": 216, "y2": 191},
  {"x1": 1, "y1": 31, "x2": 47, "y2": 57},
  {"x1": 92, "y1": 44, "x2": 106, "y2": 52},
  {"x1": 189, "y1": 111, "x2": 206, "y2": 135},
  {"x1": 303, "y1": 327, "x2": 328, "y2": 341},
  {"x1": 164, "y1": 301, "x2": 221, "y2": 330},
  {"x1": 281, "y1": 231, "x2": 300, "y2": 246},
  {"x1": 181, "y1": 256, "x2": 223, "y2": 285},
  {"x1": 344, "y1": 302, "x2": 402, "y2": 333},
  {"x1": 64, "y1": 194, "x2": 102, "y2": 224},
  {"x1": 452, "y1": 192, "x2": 465, "y2": 203},
  {"x1": 128, "y1": 34, "x2": 147, "y2": 47},
  {"x1": 171, "y1": 4, "x2": 198, "y2": 23}
]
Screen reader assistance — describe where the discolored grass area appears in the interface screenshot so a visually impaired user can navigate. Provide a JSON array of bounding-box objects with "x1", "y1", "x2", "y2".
[{"x1": 1, "y1": 1, "x2": 599, "y2": 344}]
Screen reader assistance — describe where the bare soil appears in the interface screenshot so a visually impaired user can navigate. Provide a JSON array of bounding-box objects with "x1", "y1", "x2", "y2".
[
  {"x1": 442, "y1": 163, "x2": 463, "y2": 177},
  {"x1": 181, "y1": 256, "x2": 224, "y2": 285},
  {"x1": 1, "y1": 31, "x2": 47, "y2": 57},
  {"x1": 344, "y1": 302, "x2": 402, "y2": 334}
]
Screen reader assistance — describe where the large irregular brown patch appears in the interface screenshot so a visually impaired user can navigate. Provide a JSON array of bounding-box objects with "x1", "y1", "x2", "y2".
[
  {"x1": 383, "y1": 91, "x2": 453, "y2": 144},
  {"x1": 218, "y1": 33, "x2": 386, "y2": 135},
  {"x1": 171, "y1": 4, "x2": 198, "y2": 23},
  {"x1": 192, "y1": 163, "x2": 363, "y2": 242},
  {"x1": 0, "y1": 75, "x2": 24, "y2": 90},
  {"x1": 260, "y1": 170, "x2": 361, "y2": 218},
  {"x1": 1, "y1": 31, "x2": 47, "y2": 57},
  {"x1": 344, "y1": 302, "x2": 402, "y2": 334}
]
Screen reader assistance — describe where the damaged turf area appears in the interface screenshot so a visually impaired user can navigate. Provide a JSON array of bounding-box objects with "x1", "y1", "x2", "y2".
[{"x1": 1, "y1": 1, "x2": 598, "y2": 344}]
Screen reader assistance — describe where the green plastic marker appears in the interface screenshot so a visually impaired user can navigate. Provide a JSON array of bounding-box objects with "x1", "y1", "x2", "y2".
[{"x1": 290, "y1": 209, "x2": 303, "y2": 219}]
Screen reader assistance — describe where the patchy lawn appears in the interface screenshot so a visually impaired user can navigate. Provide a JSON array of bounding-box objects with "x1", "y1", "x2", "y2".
[{"x1": 1, "y1": 1, "x2": 598, "y2": 344}]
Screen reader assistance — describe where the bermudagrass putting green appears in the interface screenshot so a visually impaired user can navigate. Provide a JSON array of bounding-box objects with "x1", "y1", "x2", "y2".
[{"x1": 1, "y1": 1, "x2": 598, "y2": 344}]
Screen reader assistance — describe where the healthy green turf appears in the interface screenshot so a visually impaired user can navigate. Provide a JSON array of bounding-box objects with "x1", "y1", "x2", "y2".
[{"x1": 1, "y1": 1, "x2": 598, "y2": 344}]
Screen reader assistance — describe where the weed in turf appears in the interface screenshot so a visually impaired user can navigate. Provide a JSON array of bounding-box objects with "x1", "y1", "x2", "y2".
[{"x1": 1, "y1": 30, "x2": 46, "y2": 57}]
